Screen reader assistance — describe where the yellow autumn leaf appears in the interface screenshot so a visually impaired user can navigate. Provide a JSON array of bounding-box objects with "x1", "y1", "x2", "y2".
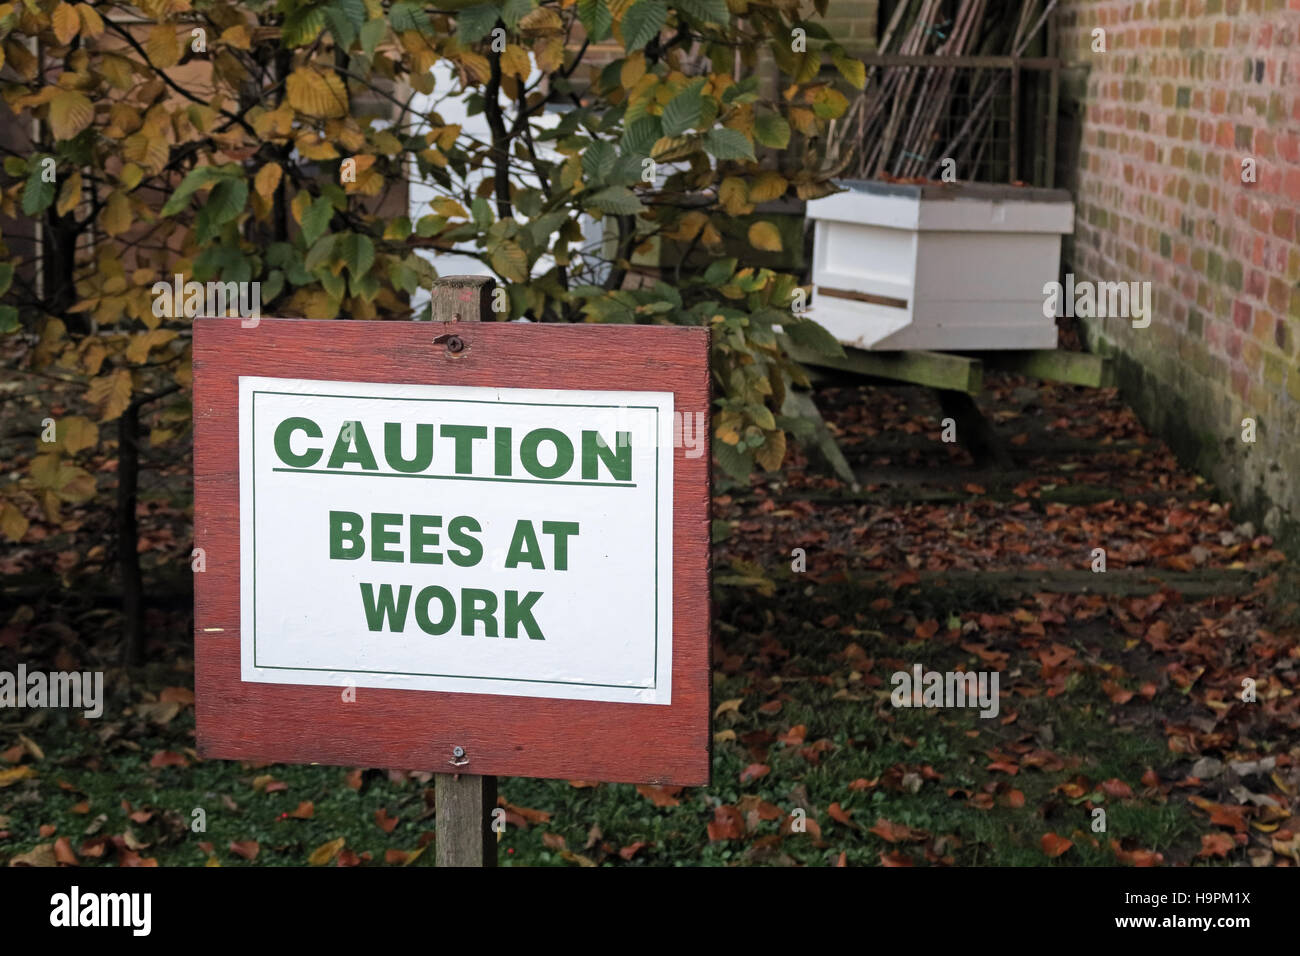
[
  {"x1": 432, "y1": 197, "x2": 468, "y2": 218},
  {"x1": 286, "y1": 67, "x2": 349, "y2": 118},
  {"x1": 48, "y1": 89, "x2": 93, "y2": 141},
  {"x1": 620, "y1": 52, "x2": 645, "y2": 90},
  {"x1": 747, "y1": 220, "x2": 783, "y2": 252},
  {"x1": 52, "y1": 2, "x2": 81, "y2": 45},
  {"x1": 713, "y1": 698, "x2": 743, "y2": 718},
  {"x1": 252, "y1": 103, "x2": 294, "y2": 139},
  {"x1": 0, "y1": 765, "x2": 37, "y2": 787},
  {"x1": 99, "y1": 191, "x2": 132, "y2": 237},
  {"x1": 666, "y1": 209, "x2": 708, "y2": 241},
  {"x1": 125, "y1": 329, "x2": 178, "y2": 364},
  {"x1": 501, "y1": 44, "x2": 531, "y2": 78},
  {"x1": 0, "y1": 503, "x2": 28, "y2": 544},
  {"x1": 754, "y1": 429, "x2": 787, "y2": 471},
  {"x1": 254, "y1": 162, "x2": 282, "y2": 200},
  {"x1": 56, "y1": 169, "x2": 82, "y2": 216},
  {"x1": 308, "y1": 837, "x2": 346, "y2": 866},
  {"x1": 57, "y1": 415, "x2": 99, "y2": 455},
  {"x1": 86, "y1": 367, "x2": 133, "y2": 422},
  {"x1": 489, "y1": 240, "x2": 529, "y2": 283},
  {"x1": 520, "y1": 6, "x2": 563, "y2": 32},
  {"x1": 220, "y1": 24, "x2": 251, "y2": 49},
  {"x1": 719, "y1": 176, "x2": 752, "y2": 216},
  {"x1": 81, "y1": 340, "x2": 106, "y2": 376},
  {"x1": 748, "y1": 171, "x2": 788, "y2": 203},
  {"x1": 295, "y1": 129, "x2": 340, "y2": 160},
  {"x1": 290, "y1": 189, "x2": 312, "y2": 225},
  {"x1": 119, "y1": 163, "x2": 144, "y2": 190},
  {"x1": 533, "y1": 36, "x2": 564, "y2": 73},
  {"x1": 76, "y1": 3, "x2": 105, "y2": 37},
  {"x1": 146, "y1": 24, "x2": 179, "y2": 69},
  {"x1": 458, "y1": 52, "x2": 491, "y2": 84}
]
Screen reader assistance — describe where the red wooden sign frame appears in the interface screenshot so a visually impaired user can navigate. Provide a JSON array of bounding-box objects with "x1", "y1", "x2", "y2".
[{"x1": 193, "y1": 317, "x2": 711, "y2": 786}]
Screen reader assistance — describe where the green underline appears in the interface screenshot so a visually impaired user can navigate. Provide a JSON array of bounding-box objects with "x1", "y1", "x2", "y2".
[{"x1": 270, "y1": 467, "x2": 636, "y2": 488}]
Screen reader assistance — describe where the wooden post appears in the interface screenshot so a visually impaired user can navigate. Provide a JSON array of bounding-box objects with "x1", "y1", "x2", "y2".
[{"x1": 429, "y1": 275, "x2": 499, "y2": 867}]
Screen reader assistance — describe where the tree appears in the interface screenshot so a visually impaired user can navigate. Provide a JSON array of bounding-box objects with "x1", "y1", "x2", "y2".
[{"x1": 0, "y1": 0, "x2": 860, "y2": 657}]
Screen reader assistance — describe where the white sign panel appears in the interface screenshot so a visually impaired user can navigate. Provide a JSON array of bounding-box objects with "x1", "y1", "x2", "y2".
[{"x1": 238, "y1": 376, "x2": 674, "y2": 705}]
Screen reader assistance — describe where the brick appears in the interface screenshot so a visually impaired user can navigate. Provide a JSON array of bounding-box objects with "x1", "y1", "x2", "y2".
[
  {"x1": 1226, "y1": 259, "x2": 1244, "y2": 290},
  {"x1": 1233, "y1": 299, "x2": 1254, "y2": 329},
  {"x1": 1263, "y1": 351, "x2": 1285, "y2": 385},
  {"x1": 1273, "y1": 207, "x2": 1295, "y2": 240},
  {"x1": 1269, "y1": 276, "x2": 1289, "y2": 311}
]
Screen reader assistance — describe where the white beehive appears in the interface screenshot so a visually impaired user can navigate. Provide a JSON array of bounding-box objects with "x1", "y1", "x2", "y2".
[{"x1": 805, "y1": 180, "x2": 1075, "y2": 351}]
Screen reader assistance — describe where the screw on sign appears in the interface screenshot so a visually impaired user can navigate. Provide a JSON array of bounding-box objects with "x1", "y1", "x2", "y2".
[{"x1": 191, "y1": 276, "x2": 711, "y2": 867}]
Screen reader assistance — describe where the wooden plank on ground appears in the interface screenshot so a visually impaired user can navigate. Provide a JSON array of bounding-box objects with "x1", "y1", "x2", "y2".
[
  {"x1": 780, "y1": 336, "x2": 983, "y2": 394},
  {"x1": 982, "y1": 350, "x2": 1115, "y2": 388}
]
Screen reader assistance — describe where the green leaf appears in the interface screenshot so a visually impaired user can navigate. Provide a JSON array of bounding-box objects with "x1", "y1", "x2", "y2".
[
  {"x1": 471, "y1": 196, "x2": 493, "y2": 229},
  {"x1": 324, "y1": 0, "x2": 367, "y2": 48},
  {"x1": 301, "y1": 196, "x2": 335, "y2": 247},
  {"x1": 457, "y1": 3, "x2": 500, "y2": 43},
  {"x1": 0, "y1": 305, "x2": 18, "y2": 334},
  {"x1": 0, "y1": 262, "x2": 12, "y2": 297},
  {"x1": 621, "y1": 0, "x2": 666, "y2": 51},
  {"x1": 282, "y1": 5, "x2": 327, "y2": 47},
  {"x1": 21, "y1": 161, "x2": 54, "y2": 216},
  {"x1": 389, "y1": 0, "x2": 433, "y2": 32},
  {"x1": 389, "y1": 260, "x2": 418, "y2": 295},
  {"x1": 337, "y1": 233, "x2": 375, "y2": 278},
  {"x1": 676, "y1": 0, "x2": 729, "y2": 26},
  {"x1": 359, "y1": 17, "x2": 387, "y2": 56},
  {"x1": 206, "y1": 177, "x2": 248, "y2": 226},
  {"x1": 527, "y1": 210, "x2": 569, "y2": 248},
  {"x1": 714, "y1": 439, "x2": 752, "y2": 481},
  {"x1": 661, "y1": 79, "x2": 705, "y2": 137},
  {"x1": 303, "y1": 234, "x2": 337, "y2": 272},
  {"x1": 702, "y1": 257, "x2": 736, "y2": 285},
  {"x1": 350, "y1": 273, "x2": 381, "y2": 302},
  {"x1": 832, "y1": 50, "x2": 866, "y2": 89},
  {"x1": 703, "y1": 127, "x2": 755, "y2": 161},
  {"x1": 784, "y1": 317, "x2": 845, "y2": 357},
  {"x1": 586, "y1": 186, "x2": 645, "y2": 215},
  {"x1": 577, "y1": 0, "x2": 613, "y2": 42},
  {"x1": 262, "y1": 269, "x2": 285, "y2": 304},
  {"x1": 754, "y1": 110, "x2": 791, "y2": 149},
  {"x1": 581, "y1": 140, "x2": 617, "y2": 185},
  {"x1": 502, "y1": 0, "x2": 534, "y2": 27},
  {"x1": 620, "y1": 116, "x2": 662, "y2": 156},
  {"x1": 160, "y1": 164, "x2": 236, "y2": 216},
  {"x1": 318, "y1": 268, "x2": 346, "y2": 301}
]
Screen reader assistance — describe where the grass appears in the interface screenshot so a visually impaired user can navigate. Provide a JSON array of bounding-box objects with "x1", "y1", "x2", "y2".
[{"x1": 0, "y1": 576, "x2": 1231, "y2": 867}]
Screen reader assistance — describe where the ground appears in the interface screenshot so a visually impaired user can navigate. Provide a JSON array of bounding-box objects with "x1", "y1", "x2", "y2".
[{"x1": 2, "y1": 360, "x2": 1299, "y2": 866}]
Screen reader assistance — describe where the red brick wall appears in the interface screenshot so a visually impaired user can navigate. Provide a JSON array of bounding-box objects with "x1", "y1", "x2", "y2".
[{"x1": 1058, "y1": 0, "x2": 1300, "y2": 541}]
